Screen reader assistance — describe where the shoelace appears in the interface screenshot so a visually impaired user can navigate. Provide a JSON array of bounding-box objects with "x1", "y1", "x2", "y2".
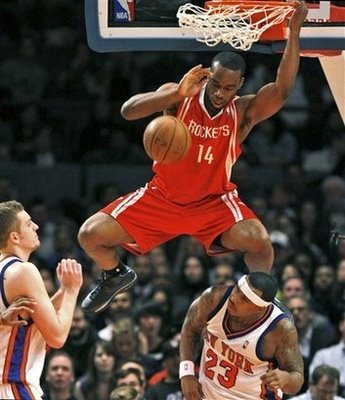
[{"x1": 89, "y1": 273, "x2": 109, "y2": 299}]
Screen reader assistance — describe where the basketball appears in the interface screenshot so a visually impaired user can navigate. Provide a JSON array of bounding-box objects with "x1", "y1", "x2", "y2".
[{"x1": 143, "y1": 115, "x2": 192, "y2": 164}]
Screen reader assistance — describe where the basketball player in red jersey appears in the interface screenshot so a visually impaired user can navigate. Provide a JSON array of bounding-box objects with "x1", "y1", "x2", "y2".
[
  {"x1": 179, "y1": 272, "x2": 304, "y2": 399},
  {"x1": 78, "y1": 1, "x2": 308, "y2": 314}
]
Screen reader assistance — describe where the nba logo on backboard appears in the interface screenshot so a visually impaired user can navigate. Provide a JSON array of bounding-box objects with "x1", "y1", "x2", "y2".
[{"x1": 113, "y1": 0, "x2": 134, "y2": 22}]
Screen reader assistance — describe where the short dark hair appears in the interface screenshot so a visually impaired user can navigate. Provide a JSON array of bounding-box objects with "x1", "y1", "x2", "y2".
[
  {"x1": 44, "y1": 350, "x2": 75, "y2": 379},
  {"x1": 114, "y1": 367, "x2": 144, "y2": 387},
  {"x1": 211, "y1": 52, "x2": 246, "y2": 76},
  {"x1": 311, "y1": 364, "x2": 340, "y2": 385},
  {"x1": 248, "y1": 272, "x2": 278, "y2": 302}
]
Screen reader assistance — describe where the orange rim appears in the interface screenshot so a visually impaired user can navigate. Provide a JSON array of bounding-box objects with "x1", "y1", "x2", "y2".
[{"x1": 205, "y1": 0, "x2": 298, "y2": 9}]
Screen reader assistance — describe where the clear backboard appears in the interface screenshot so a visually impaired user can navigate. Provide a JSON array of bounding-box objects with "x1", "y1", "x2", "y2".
[{"x1": 85, "y1": 0, "x2": 345, "y2": 53}]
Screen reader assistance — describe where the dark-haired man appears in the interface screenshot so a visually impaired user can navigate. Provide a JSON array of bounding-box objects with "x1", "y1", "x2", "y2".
[
  {"x1": 44, "y1": 351, "x2": 76, "y2": 400},
  {"x1": 78, "y1": 2, "x2": 308, "y2": 314},
  {"x1": 179, "y1": 272, "x2": 304, "y2": 399},
  {"x1": 289, "y1": 364, "x2": 344, "y2": 400}
]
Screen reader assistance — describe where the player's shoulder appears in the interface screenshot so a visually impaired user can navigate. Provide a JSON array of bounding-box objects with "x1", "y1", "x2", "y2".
[
  {"x1": 234, "y1": 93, "x2": 255, "y2": 108},
  {"x1": 199, "y1": 285, "x2": 231, "y2": 307},
  {"x1": 5, "y1": 260, "x2": 38, "y2": 280},
  {"x1": 271, "y1": 312, "x2": 297, "y2": 338}
]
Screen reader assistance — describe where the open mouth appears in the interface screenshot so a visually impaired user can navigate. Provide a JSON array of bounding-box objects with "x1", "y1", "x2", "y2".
[{"x1": 213, "y1": 100, "x2": 223, "y2": 108}]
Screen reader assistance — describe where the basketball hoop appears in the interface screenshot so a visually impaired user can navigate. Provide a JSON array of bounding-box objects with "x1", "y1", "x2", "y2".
[{"x1": 177, "y1": 1, "x2": 297, "y2": 51}]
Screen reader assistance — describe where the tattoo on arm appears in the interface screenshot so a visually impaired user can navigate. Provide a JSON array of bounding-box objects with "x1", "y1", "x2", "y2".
[
  {"x1": 180, "y1": 286, "x2": 224, "y2": 361},
  {"x1": 275, "y1": 322, "x2": 304, "y2": 376}
]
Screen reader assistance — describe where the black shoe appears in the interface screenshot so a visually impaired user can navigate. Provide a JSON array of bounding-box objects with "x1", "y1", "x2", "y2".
[
  {"x1": 273, "y1": 298, "x2": 293, "y2": 321},
  {"x1": 81, "y1": 267, "x2": 138, "y2": 313}
]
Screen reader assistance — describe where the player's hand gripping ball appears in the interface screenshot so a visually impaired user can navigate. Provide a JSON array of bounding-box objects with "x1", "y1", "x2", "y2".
[{"x1": 143, "y1": 115, "x2": 192, "y2": 164}]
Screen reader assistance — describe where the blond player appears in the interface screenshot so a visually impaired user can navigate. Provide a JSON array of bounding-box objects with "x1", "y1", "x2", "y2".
[{"x1": 0, "y1": 200, "x2": 83, "y2": 400}]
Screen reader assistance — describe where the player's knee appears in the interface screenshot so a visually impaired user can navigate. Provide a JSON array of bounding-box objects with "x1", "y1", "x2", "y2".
[
  {"x1": 78, "y1": 219, "x2": 97, "y2": 248},
  {"x1": 244, "y1": 223, "x2": 271, "y2": 253}
]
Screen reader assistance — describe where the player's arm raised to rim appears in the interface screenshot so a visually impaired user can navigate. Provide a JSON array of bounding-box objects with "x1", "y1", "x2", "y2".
[
  {"x1": 261, "y1": 318, "x2": 304, "y2": 395},
  {"x1": 5, "y1": 259, "x2": 82, "y2": 348},
  {"x1": 239, "y1": 1, "x2": 308, "y2": 133},
  {"x1": 121, "y1": 65, "x2": 210, "y2": 120}
]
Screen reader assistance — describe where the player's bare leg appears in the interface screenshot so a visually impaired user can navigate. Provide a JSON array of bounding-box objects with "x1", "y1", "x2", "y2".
[
  {"x1": 220, "y1": 219, "x2": 273, "y2": 273},
  {"x1": 78, "y1": 213, "x2": 138, "y2": 313},
  {"x1": 220, "y1": 221, "x2": 293, "y2": 317}
]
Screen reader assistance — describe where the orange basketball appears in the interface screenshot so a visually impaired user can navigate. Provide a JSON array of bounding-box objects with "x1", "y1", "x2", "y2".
[{"x1": 143, "y1": 115, "x2": 192, "y2": 164}]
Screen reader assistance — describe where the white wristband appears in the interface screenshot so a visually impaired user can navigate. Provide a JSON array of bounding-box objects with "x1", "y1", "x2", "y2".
[{"x1": 179, "y1": 360, "x2": 195, "y2": 378}]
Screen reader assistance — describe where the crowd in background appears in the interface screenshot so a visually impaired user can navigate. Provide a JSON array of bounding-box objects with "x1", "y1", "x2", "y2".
[{"x1": 0, "y1": 1, "x2": 344, "y2": 399}]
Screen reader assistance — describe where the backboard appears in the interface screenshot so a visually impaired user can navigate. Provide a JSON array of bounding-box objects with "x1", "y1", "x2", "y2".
[{"x1": 85, "y1": 0, "x2": 345, "y2": 53}]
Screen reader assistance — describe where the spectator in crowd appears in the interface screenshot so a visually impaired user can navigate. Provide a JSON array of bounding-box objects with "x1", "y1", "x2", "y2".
[
  {"x1": 296, "y1": 200, "x2": 330, "y2": 259},
  {"x1": 309, "y1": 310, "x2": 345, "y2": 397},
  {"x1": 45, "y1": 218, "x2": 86, "y2": 272},
  {"x1": 211, "y1": 260, "x2": 236, "y2": 286},
  {"x1": 43, "y1": 350, "x2": 76, "y2": 400},
  {"x1": 134, "y1": 303, "x2": 166, "y2": 364},
  {"x1": 62, "y1": 305, "x2": 99, "y2": 379},
  {"x1": 98, "y1": 290, "x2": 134, "y2": 341},
  {"x1": 321, "y1": 176, "x2": 345, "y2": 225},
  {"x1": 275, "y1": 263, "x2": 302, "y2": 302},
  {"x1": 148, "y1": 246, "x2": 170, "y2": 270},
  {"x1": 129, "y1": 255, "x2": 156, "y2": 304},
  {"x1": 143, "y1": 285, "x2": 175, "y2": 331},
  {"x1": 281, "y1": 276, "x2": 309, "y2": 302},
  {"x1": 151, "y1": 262, "x2": 173, "y2": 290},
  {"x1": 119, "y1": 361, "x2": 147, "y2": 389},
  {"x1": 292, "y1": 250, "x2": 315, "y2": 283},
  {"x1": 74, "y1": 340, "x2": 118, "y2": 400},
  {"x1": 310, "y1": 263, "x2": 337, "y2": 319},
  {"x1": 113, "y1": 368, "x2": 146, "y2": 400},
  {"x1": 269, "y1": 230, "x2": 294, "y2": 271},
  {"x1": 111, "y1": 316, "x2": 161, "y2": 379},
  {"x1": 330, "y1": 259, "x2": 345, "y2": 322},
  {"x1": 289, "y1": 364, "x2": 345, "y2": 400},
  {"x1": 177, "y1": 255, "x2": 210, "y2": 305},
  {"x1": 285, "y1": 294, "x2": 339, "y2": 393},
  {"x1": 145, "y1": 339, "x2": 183, "y2": 400}
]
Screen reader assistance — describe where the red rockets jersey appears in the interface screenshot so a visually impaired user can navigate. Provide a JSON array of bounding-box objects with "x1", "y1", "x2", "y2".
[{"x1": 150, "y1": 86, "x2": 241, "y2": 205}]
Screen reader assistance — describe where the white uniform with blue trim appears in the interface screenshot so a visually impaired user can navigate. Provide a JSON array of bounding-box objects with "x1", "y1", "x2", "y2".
[
  {"x1": 0, "y1": 257, "x2": 46, "y2": 400},
  {"x1": 199, "y1": 286, "x2": 288, "y2": 400}
]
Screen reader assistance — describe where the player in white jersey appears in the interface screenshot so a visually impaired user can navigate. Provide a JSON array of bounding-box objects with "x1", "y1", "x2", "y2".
[
  {"x1": 180, "y1": 272, "x2": 304, "y2": 399},
  {"x1": 0, "y1": 200, "x2": 83, "y2": 400}
]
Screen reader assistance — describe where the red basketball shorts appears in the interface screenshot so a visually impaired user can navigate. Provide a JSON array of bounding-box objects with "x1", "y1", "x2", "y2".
[{"x1": 101, "y1": 184, "x2": 257, "y2": 256}]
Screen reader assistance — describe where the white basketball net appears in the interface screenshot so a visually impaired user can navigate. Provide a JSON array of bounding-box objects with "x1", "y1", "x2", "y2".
[{"x1": 177, "y1": 2, "x2": 295, "y2": 51}]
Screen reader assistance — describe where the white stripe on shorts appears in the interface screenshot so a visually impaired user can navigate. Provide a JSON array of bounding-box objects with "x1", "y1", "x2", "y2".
[
  {"x1": 110, "y1": 185, "x2": 147, "y2": 218},
  {"x1": 221, "y1": 191, "x2": 243, "y2": 222}
]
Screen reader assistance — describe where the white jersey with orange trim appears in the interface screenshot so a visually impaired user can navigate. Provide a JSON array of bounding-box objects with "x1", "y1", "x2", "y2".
[
  {"x1": 199, "y1": 286, "x2": 288, "y2": 400},
  {"x1": 150, "y1": 86, "x2": 241, "y2": 205},
  {"x1": 0, "y1": 257, "x2": 46, "y2": 400}
]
